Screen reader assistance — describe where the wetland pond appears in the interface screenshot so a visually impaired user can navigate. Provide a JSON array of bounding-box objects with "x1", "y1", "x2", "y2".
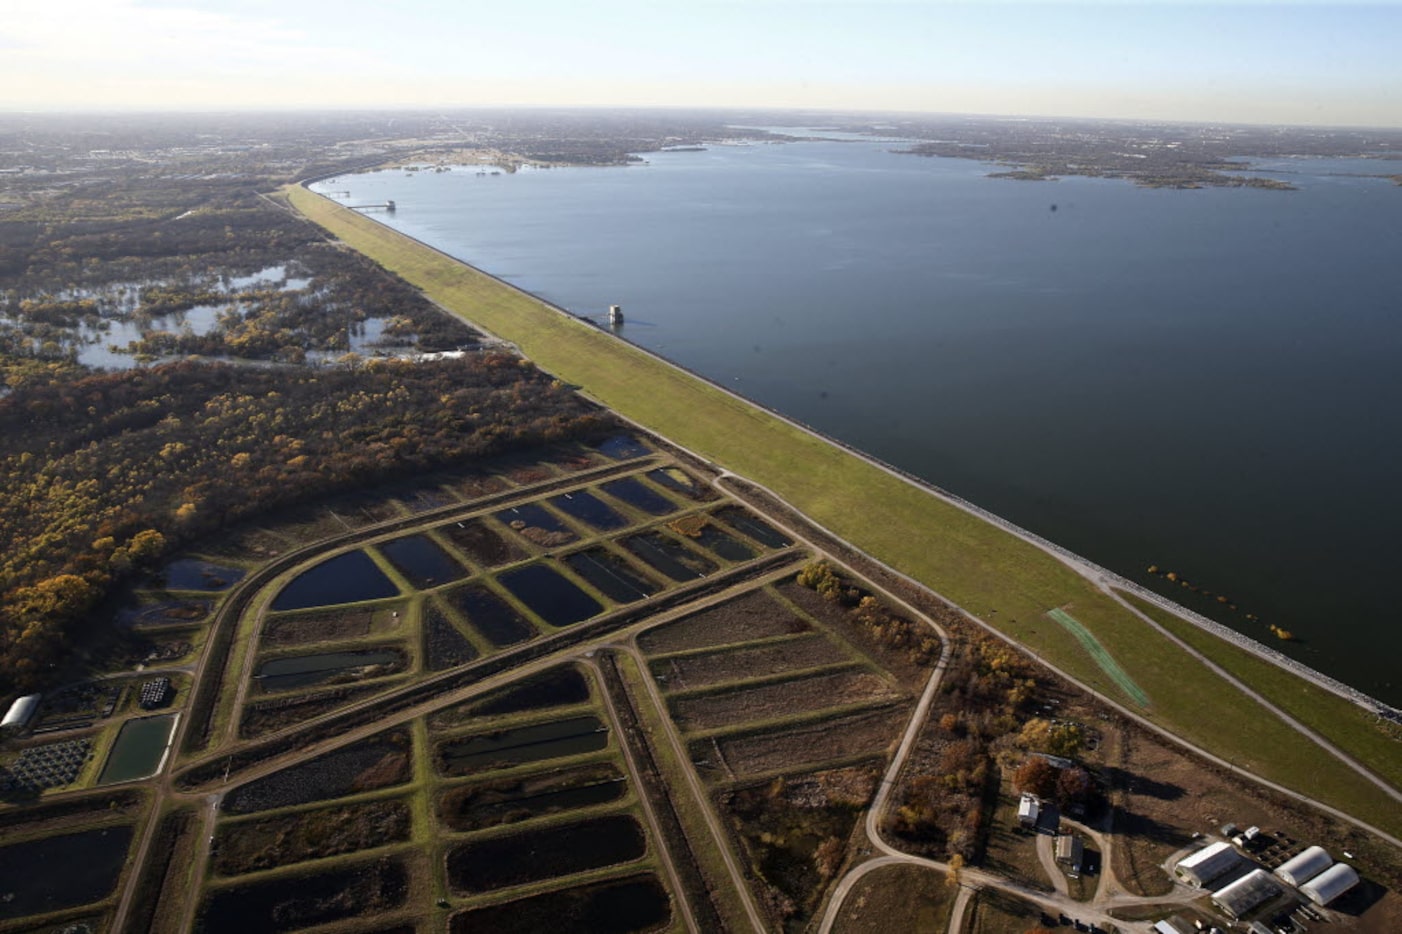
[
  {"x1": 157, "y1": 558, "x2": 245, "y2": 591},
  {"x1": 564, "y1": 549, "x2": 661, "y2": 603},
  {"x1": 271, "y1": 550, "x2": 400, "y2": 611},
  {"x1": 550, "y1": 489, "x2": 629, "y2": 530},
  {"x1": 377, "y1": 533, "x2": 467, "y2": 589},
  {"x1": 593, "y1": 434, "x2": 651, "y2": 460},
  {"x1": 622, "y1": 532, "x2": 717, "y2": 581},
  {"x1": 495, "y1": 502, "x2": 578, "y2": 547},
  {"x1": 255, "y1": 648, "x2": 402, "y2": 691},
  {"x1": 438, "y1": 714, "x2": 609, "y2": 776},
  {"x1": 440, "y1": 764, "x2": 627, "y2": 832},
  {"x1": 435, "y1": 665, "x2": 592, "y2": 726},
  {"x1": 446, "y1": 813, "x2": 645, "y2": 894},
  {"x1": 445, "y1": 585, "x2": 538, "y2": 646},
  {"x1": 600, "y1": 476, "x2": 679, "y2": 516},
  {"x1": 715, "y1": 507, "x2": 793, "y2": 548},
  {"x1": 498, "y1": 563, "x2": 604, "y2": 626},
  {"x1": 0, "y1": 825, "x2": 134, "y2": 919},
  {"x1": 97, "y1": 713, "x2": 177, "y2": 784},
  {"x1": 691, "y1": 523, "x2": 757, "y2": 562},
  {"x1": 449, "y1": 872, "x2": 670, "y2": 934}
]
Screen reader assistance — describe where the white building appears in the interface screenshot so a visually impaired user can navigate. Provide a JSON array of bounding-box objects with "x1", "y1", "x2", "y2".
[
  {"x1": 1274, "y1": 846, "x2": 1331, "y2": 888},
  {"x1": 1211, "y1": 869, "x2": 1280, "y2": 920},
  {"x1": 1017, "y1": 793, "x2": 1040, "y2": 827},
  {"x1": 1300, "y1": 863, "x2": 1360, "y2": 906},
  {"x1": 1, "y1": 694, "x2": 40, "y2": 731},
  {"x1": 1174, "y1": 841, "x2": 1241, "y2": 887}
]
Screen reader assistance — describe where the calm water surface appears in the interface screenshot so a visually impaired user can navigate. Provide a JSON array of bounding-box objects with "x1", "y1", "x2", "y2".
[{"x1": 316, "y1": 140, "x2": 1402, "y2": 703}]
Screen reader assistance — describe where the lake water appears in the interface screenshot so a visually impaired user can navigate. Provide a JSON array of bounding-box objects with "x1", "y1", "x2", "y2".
[{"x1": 314, "y1": 139, "x2": 1402, "y2": 704}]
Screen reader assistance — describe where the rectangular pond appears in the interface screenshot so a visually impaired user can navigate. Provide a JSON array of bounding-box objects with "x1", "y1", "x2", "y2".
[
  {"x1": 437, "y1": 715, "x2": 609, "y2": 776},
  {"x1": 550, "y1": 490, "x2": 629, "y2": 531},
  {"x1": 599, "y1": 476, "x2": 679, "y2": 516},
  {"x1": 445, "y1": 585, "x2": 538, "y2": 647},
  {"x1": 714, "y1": 506, "x2": 793, "y2": 548},
  {"x1": 497, "y1": 564, "x2": 603, "y2": 627},
  {"x1": 621, "y1": 532, "x2": 717, "y2": 581},
  {"x1": 98, "y1": 713, "x2": 178, "y2": 785},
  {"x1": 254, "y1": 648, "x2": 403, "y2": 692},
  {"x1": 564, "y1": 549, "x2": 661, "y2": 603},
  {"x1": 377, "y1": 534, "x2": 468, "y2": 589}
]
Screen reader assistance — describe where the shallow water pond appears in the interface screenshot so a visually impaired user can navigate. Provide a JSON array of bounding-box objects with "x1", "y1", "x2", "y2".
[
  {"x1": 255, "y1": 648, "x2": 401, "y2": 692},
  {"x1": 498, "y1": 564, "x2": 603, "y2": 626},
  {"x1": 377, "y1": 534, "x2": 467, "y2": 589},
  {"x1": 599, "y1": 476, "x2": 679, "y2": 515},
  {"x1": 564, "y1": 549, "x2": 660, "y2": 603},
  {"x1": 445, "y1": 813, "x2": 645, "y2": 894},
  {"x1": 550, "y1": 490, "x2": 628, "y2": 530},
  {"x1": 621, "y1": 533, "x2": 717, "y2": 581},
  {"x1": 448, "y1": 873, "x2": 670, "y2": 934},
  {"x1": 271, "y1": 550, "x2": 400, "y2": 611},
  {"x1": 714, "y1": 507, "x2": 793, "y2": 548},
  {"x1": 646, "y1": 467, "x2": 715, "y2": 501},
  {"x1": 116, "y1": 599, "x2": 211, "y2": 628},
  {"x1": 0, "y1": 825, "x2": 134, "y2": 920},
  {"x1": 437, "y1": 715, "x2": 608, "y2": 776},
  {"x1": 692, "y1": 525, "x2": 756, "y2": 562},
  {"x1": 495, "y1": 503, "x2": 578, "y2": 547},
  {"x1": 98, "y1": 714, "x2": 178, "y2": 785},
  {"x1": 593, "y1": 434, "x2": 651, "y2": 460},
  {"x1": 158, "y1": 558, "x2": 245, "y2": 591},
  {"x1": 445, "y1": 585, "x2": 537, "y2": 646}
]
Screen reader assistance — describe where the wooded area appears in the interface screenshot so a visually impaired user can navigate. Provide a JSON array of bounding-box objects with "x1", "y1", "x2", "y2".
[{"x1": 0, "y1": 117, "x2": 622, "y2": 695}]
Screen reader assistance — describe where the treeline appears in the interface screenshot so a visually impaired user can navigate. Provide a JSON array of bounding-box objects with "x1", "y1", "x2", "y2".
[
  {"x1": 794, "y1": 560, "x2": 940, "y2": 668},
  {"x1": 889, "y1": 633, "x2": 1046, "y2": 858},
  {"x1": 0, "y1": 352, "x2": 612, "y2": 694}
]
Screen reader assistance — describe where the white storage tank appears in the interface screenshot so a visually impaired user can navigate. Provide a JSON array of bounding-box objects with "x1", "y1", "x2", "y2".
[
  {"x1": 1300, "y1": 863, "x2": 1360, "y2": 906},
  {"x1": 1275, "y1": 846, "x2": 1331, "y2": 887}
]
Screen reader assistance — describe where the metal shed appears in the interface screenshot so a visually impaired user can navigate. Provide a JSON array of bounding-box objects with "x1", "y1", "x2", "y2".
[
  {"x1": 1275, "y1": 846, "x2": 1331, "y2": 888},
  {"x1": 1017, "y1": 793, "x2": 1040, "y2": 827},
  {"x1": 1055, "y1": 834, "x2": 1084, "y2": 872},
  {"x1": 1174, "y1": 841, "x2": 1241, "y2": 887},
  {"x1": 1211, "y1": 869, "x2": 1280, "y2": 919},
  {"x1": 1300, "y1": 863, "x2": 1360, "y2": 906}
]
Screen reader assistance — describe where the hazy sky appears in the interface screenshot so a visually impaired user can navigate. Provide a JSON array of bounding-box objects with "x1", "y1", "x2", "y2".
[{"x1": 3, "y1": 1, "x2": 1399, "y2": 127}]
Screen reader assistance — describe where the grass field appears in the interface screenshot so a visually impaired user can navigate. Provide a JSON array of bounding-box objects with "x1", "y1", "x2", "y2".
[
  {"x1": 284, "y1": 185, "x2": 1401, "y2": 838},
  {"x1": 1121, "y1": 592, "x2": 1402, "y2": 791}
]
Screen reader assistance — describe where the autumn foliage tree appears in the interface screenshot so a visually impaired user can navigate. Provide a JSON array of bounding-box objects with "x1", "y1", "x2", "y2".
[
  {"x1": 0, "y1": 353, "x2": 611, "y2": 693},
  {"x1": 1013, "y1": 757, "x2": 1059, "y2": 799}
]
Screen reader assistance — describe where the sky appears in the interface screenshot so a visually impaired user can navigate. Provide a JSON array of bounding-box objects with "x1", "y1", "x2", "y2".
[{"x1": 2, "y1": 1, "x2": 1400, "y2": 127}]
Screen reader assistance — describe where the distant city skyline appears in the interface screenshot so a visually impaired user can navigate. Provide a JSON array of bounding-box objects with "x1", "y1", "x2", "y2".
[{"x1": 3, "y1": 1, "x2": 1400, "y2": 128}]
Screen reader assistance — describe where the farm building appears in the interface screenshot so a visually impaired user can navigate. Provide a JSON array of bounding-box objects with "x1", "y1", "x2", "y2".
[
  {"x1": 1, "y1": 694, "x2": 40, "y2": 731},
  {"x1": 1017, "y1": 793, "x2": 1040, "y2": 827},
  {"x1": 1300, "y1": 863, "x2": 1360, "y2": 906},
  {"x1": 1211, "y1": 869, "x2": 1281, "y2": 919},
  {"x1": 1055, "y1": 834, "x2": 1084, "y2": 874},
  {"x1": 1275, "y1": 846, "x2": 1331, "y2": 887},
  {"x1": 1174, "y1": 841, "x2": 1241, "y2": 887}
]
